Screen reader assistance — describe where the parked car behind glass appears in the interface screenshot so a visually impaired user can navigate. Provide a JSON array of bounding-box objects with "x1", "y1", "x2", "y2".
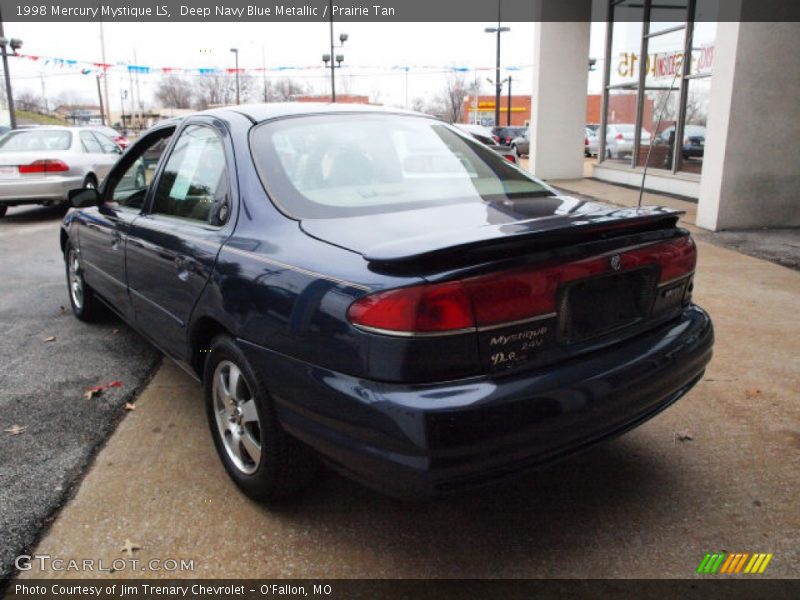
[
  {"x1": 492, "y1": 126, "x2": 526, "y2": 146},
  {"x1": 454, "y1": 123, "x2": 517, "y2": 164},
  {"x1": 0, "y1": 126, "x2": 121, "y2": 218},
  {"x1": 656, "y1": 124, "x2": 706, "y2": 160},
  {"x1": 510, "y1": 127, "x2": 530, "y2": 157},
  {"x1": 62, "y1": 104, "x2": 712, "y2": 500},
  {"x1": 605, "y1": 124, "x2": 652, "y2": 159}
]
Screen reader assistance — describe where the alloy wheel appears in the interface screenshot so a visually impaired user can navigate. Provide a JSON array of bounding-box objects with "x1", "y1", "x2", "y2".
[
  {"x1": 68, "y1": 248, "x2": 84, "y2": 310},
  {"x1": 212, "y1": 360, "x2": 262, "y2": 475}
]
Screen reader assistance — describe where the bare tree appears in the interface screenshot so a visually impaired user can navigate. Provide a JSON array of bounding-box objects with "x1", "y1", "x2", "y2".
[
  {"x1": 15, "y1": 89, "x2": 44, "y2": 113},
  {"x1": 437, "y1": 71, "x2": 473, "y2": 124},
  {"x1": 266, "y1": 77, "x2": 307, "y2": 102},
  {"x1": 410, "y1": 97, "x2": 427, "y2": 113},
  {"x1": 154, "y1": 74, "x2": 193, "y2": 108},
  {"x1": 651, "y1": 88, "x2": 707, "y2": 128},
  {"x1": 193, "y1": 73, "x2": 256, "y2": 109}
]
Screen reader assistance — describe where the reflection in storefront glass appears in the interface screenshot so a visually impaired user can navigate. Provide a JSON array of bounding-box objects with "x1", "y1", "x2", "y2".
[{"x1": 678, "y1": 78, "x2": 711, "y2": 174}]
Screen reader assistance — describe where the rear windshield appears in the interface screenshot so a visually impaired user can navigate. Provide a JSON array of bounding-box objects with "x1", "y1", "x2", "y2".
[
  {"x1": 250, "y1": 114, "x2": 551, "y2": 219},
  {"x1": 0, "y1": 130, "x2": 72, "y2": 152}
]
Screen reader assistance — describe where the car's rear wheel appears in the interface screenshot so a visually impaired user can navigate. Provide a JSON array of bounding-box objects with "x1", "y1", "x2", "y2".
[
  {"x1": 204, "y1": 335, "x2": 318, "y2": 502},
  {"x1": 65, "y1": 242, "x2": 102, "y2": 321}
]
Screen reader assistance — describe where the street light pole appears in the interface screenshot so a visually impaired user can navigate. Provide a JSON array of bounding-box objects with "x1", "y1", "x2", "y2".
[
  {"x1": 329, "y1": 0, "x2": 335, "y2": 102},
  {"x1": 230, "y1": 48, "x2": 240, "y2": 104},
  {"x1": 484, "y1": 0, "x2": 510, "y2": 127},
  {"x1": 322, "y1": 26, "x2": 347, "y2": 103},
  {"x1": 0, "y1": 9, "x2": 19, "y2": 129}
]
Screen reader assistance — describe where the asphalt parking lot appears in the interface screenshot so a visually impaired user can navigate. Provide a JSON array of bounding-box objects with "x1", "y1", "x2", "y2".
[
  {"x1": 0, "y1": 206, "x2": 161, "y2": 580},
  {"x1": 5, "y1": 191, "x2": 799, "y2": 580}
]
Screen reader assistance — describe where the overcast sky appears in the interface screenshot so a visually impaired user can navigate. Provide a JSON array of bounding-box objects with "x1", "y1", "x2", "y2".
[{"x1": 5, "y1": 20, "x2": 608, "y2": 110}]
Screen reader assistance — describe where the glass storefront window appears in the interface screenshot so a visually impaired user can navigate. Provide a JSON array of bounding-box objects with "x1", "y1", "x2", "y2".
[{"x1": 601, "y1": 0, "x2": 716, "y2": 175}]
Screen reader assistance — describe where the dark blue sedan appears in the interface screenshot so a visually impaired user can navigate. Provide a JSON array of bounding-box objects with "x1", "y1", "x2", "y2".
[{"x1": 61, "y1": 104, "x2": 713, "y2": 499}]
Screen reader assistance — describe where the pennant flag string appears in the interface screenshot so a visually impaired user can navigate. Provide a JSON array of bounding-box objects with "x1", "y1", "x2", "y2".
[{"x1": 13, "y1": 52, "x2": 531, "y2": 77}]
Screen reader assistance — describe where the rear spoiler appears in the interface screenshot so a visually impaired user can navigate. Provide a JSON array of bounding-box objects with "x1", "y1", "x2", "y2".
[{"x1": 364, "y1": 207, "x2": 684, "y2": 264}]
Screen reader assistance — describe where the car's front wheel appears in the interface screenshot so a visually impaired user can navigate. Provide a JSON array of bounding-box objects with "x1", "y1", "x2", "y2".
[
  {"x1": 204, "y1": 335, "x2": 318, "y2": 502},
  {"x1": 65, "y1": 241, "x2": 102, "y2": 321}
]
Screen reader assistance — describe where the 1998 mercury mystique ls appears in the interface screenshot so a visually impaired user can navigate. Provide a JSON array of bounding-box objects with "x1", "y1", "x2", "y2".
[{"x1": 61, "y1": 104, "x2": 713, "y2": 499}]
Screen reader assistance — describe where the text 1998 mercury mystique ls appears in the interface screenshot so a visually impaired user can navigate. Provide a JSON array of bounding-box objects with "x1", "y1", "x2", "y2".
[{"x1": 61, "y1": 104, "x2": 713, "y2": 499}]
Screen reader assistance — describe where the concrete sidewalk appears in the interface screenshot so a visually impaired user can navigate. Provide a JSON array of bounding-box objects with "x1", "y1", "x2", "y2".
[{"x1": 16, "y1": 188, "x2": 800, "y2": 579}]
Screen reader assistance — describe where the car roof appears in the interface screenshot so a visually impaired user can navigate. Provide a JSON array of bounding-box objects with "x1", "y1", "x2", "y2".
[{"x1": 200, "y1": 102, "x2": 431, "y2": 124}]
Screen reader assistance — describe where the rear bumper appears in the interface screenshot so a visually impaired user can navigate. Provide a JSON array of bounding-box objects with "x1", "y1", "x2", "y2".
[
  {"x1": 0, "y1": 175, "x2": 83, "y2": 205},
  {"x1": 240, "y1": 305, "x2": 713, "y2": 497}
]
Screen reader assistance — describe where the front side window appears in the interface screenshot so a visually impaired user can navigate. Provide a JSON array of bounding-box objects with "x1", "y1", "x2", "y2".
[
  {"x1": 250, "y1": 114, "x2": 551, "y2": 220},
  {"x1": 151, "y1": 125, "x2": 227, "y2": 223},
  {"x1": 109, "y1": 135, "x2": 172, "y2": 210}
]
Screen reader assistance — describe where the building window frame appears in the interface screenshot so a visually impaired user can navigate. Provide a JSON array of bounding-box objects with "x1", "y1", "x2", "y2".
[{"x1": 600, "y1": 0, "x2": 709, "y2": 174}]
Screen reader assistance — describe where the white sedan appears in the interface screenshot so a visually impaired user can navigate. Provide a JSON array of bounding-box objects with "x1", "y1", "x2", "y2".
[{"x1": 0, "y1": 126, "x2": 122, "y2": 218}]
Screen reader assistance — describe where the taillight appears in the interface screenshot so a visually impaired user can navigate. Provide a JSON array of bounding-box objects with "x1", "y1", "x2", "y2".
[
  {"x1": 616, "y1": 133, "x2": 624, "y2": 141},
  {"x1": 18, "y1": 159, "x2": 69, "y2": 174},
  {"x1": 348, "y1": 237, "x2": 696, "y2": 336},
  {"x1": 585, "y1": 136, "x2": 589, "y2": 145},
  {"x1": 502, "y1": 153, "x2": 516, "y2": 163},
  {"x1": 347, "y1": 282, "x2": 473, "y2": 334}
]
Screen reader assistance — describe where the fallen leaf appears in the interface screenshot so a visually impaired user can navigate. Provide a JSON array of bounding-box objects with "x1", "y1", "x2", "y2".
[
  {"x1": 745, "y1": 388, "x2": 761, "y2": 399},
  {"x1": 111, "y1": 329, "x2": 119, "y2": 335},
  {"x1": 84, "y1": 380, "x2": 124, "y2": 399},
  {"x1": 4, "y1": 425, "x2": 27, "y2": 435},
  {"x1": 675, "y1": 429, "x2": 694, "y2": 442},
  {"x1": 43, "y1": 336, "x2": 56, "y2": 343},
  {"x1": 123, "y1": 403, "x2": 136, "y2": 411},
  {"x1": 120, "y1": 539, "x2": 140, "y2": 558},
  {"x1": 59, "y1": 305, "x2": 66, "y2": 313}
]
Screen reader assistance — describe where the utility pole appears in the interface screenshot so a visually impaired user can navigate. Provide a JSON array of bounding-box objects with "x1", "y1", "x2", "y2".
[
  {"x1": 230, "y1": 48, "x2": 240, "y2": 105},
  {"x1": 262, "y1": 45, "x2": 268, "y2": 102},
  {"x1": 127, "y1": 63, "x2": 136, "y2": 130},
  {"x1": 99, "y1": 20, "x2": 111, "y2": 124},
  {"x1": 120, "y1": 86, "x2": 127, "y2": 133},
  {"x1": 96, "y1": 75, "x2": 106, "y2": 126},
  {"x1": 0, "y1": 9, "x2": 18, "y2": 129},
  {"x1": 506, "y1": 75, "x2": 512, "y2": 126},
  {"x1": 484, "y1": 0, "x2": 510, "y2": 127}
]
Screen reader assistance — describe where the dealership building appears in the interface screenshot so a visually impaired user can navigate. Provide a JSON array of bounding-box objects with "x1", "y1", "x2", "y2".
[{"x1": 530, "y1": 0, "x2": 799, "y2": 230}]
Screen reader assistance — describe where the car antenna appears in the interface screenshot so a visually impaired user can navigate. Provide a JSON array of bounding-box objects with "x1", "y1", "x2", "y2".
[{"x1": 637, "y1": 39, "x2": 688, "y2": 208}]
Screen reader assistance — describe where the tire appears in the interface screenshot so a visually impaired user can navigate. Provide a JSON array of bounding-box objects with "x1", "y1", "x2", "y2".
[
  {"x1": 65, "y1": 241, "x2": 102, "y2": 322},
  {"x1": 0, "y1": 205, "x2": 6, "y2": 218},
  {"x1": 204, "y1": 335, "x2": 319, "y2": 502}
]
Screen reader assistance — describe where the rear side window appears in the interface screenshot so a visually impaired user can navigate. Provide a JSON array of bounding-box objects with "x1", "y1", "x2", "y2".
[
  {"x1": 0, "y1": 130, "x2": 71, "y2": 152},
  {"x1": 250, "y1": 114, "x2": 551, "y2": 219},
  {"x1": 80, "y1": 131, "x2": 103, "y2": 153},
  {"x1": 151, "y1": 125, "x2": 226, "y2": 223},
  {"x1": 93, "y1": 132, "x2": 119, "y2": 154}
]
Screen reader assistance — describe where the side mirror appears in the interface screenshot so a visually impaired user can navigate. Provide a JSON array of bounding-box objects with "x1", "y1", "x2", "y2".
[{"x1": 68, "y1": 187, "x2": 101, "y2": 208}]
